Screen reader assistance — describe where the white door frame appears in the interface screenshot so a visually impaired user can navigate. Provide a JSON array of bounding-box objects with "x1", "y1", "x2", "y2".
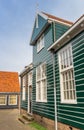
[{"x1": 27, "y1": 85, "x2": 32, "y2": 114}]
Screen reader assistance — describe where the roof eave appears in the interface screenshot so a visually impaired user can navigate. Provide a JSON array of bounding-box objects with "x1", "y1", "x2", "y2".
[
  {"x1": 30, "y1": 20, "x2": 52, "y2": 46},
  {"x1": 48, "y1": 15, "x2": 84, "y2": 52},
  {"x1": 19, "y1": 63, "x2": 33, "y2": 77}
]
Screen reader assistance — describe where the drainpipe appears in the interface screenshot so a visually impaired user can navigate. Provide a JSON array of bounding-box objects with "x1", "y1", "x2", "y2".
[
  {"x1": 52, "y1": 51, "x2": 58, "y2": 130},
  {"x1": 52, "y1": 21, "x2": 57, "y2": 130}
]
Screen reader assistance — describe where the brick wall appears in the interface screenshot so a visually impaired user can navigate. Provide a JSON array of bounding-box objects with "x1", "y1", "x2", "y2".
[
  {"x1": 33, "y1": 114, "x2": 80, "y2": 130},
  {"x1": 20, "y1": 108, "x2": 27, "y2": 115},
  {"x1": 58, "y1": 122, "x2": 80, "y2": 130},
  {"x1": 33, "y1": 114, "x2": 55, "y2": 130}
]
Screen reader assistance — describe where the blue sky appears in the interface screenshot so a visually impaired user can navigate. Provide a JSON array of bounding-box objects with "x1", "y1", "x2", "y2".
[{"x1": 0, "y1": 0, "x2": 84, "y2": 73}]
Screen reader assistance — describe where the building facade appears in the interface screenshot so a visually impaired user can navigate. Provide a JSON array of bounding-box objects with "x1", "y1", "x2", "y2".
[
  {"x1": 30, "y1": 12, "x2": 75, "y2": 130},
  {"x1": 0, "y1": 71, "x2": 20, "y2": 109},
  {"x1": 19, "y1": 63, "x2": 33, "y2": 115}
]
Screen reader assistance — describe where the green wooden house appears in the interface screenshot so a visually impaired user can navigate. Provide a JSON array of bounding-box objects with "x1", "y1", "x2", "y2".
[{"x1": 30, "y1": 12, "x2": 79, "y2": 130}]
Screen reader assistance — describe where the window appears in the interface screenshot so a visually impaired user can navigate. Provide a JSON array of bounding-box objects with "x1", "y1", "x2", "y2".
[
  {"x1": 22, "y1": 76, "x2": 26, "y2": 101},
  {"x1": 37, "y1": 34, "x2": 44, "y2": 52},
  {"x1": 9, "y1": 95, "x2": 17, "y2": 105},
  {"x1": 28, "y1": 72, "x2": 32, "y2": 86},
  {"x1": 58, "y1": 44, "x2": 76, "y2": 103},
  {"x1": 36, "y1": 63, "x2": 47, "y2": 102},
  {"x1": 0, "y1": 95, "x2": 7, "y2": 105}
]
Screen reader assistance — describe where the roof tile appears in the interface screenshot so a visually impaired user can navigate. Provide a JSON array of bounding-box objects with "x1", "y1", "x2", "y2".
[{"x1": 0, "y1": 71, "x2": 20, "y2": 93}]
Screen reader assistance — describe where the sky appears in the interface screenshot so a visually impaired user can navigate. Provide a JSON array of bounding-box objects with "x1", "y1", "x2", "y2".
[{"x1": 0, "y1": 0, "x2": 84, "y2": 73}]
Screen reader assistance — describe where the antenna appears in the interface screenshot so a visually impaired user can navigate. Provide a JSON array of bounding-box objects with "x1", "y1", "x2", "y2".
[
  {"x1": 36, "y1": 2, "x2": 39, "y2": 14},
  {"x1": 36, "y1": 2, "x2": 39, "y2": 28}
]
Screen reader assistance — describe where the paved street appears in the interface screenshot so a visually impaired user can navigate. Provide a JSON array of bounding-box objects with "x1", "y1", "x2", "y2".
[{"x1": 0, "y1": 109, "x2": 36, "y2": 130}]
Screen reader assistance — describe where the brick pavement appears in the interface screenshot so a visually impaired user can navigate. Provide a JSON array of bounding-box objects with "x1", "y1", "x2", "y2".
[{"x1": 0, "y1": 109, "x2": 36, "y2": 130}]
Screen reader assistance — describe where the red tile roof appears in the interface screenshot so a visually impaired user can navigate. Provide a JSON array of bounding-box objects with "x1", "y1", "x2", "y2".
[
  {"x1": 0, "y1": 71, "x2": 20, "y2": 93},
  {"x1": 42, "y1": 12, "x2": 73, "y2": 25}
]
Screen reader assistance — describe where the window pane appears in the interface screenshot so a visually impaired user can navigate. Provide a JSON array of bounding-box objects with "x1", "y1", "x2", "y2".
[
  {"x1": 62, "y1": 70, "x2": 75, "y2": 101},
  {"x1": 36, "y1": 63, "x2": 47, "y2": 102},
  {"x1": 0, "y1": 95, "x2": 6, "y2": 105},
  {"x1": 37, "y1": 35, "x2": 44, "y2": 52},
  {"x1": 37, "y1": 66, "x2": 41, "y2": 80},
  {"x1": 42, "y1": 79, "x2": 47, "y2": 100},
  {"x1": 37, "y1": 82, "x2": 41, "y2": 100},
  {"x1": 42, "y1": 63, "x2": 46, "y2": 78},
  {"x1": 59, "y1": 44, "x2": 76, "y2": 102},
  {"x1": 9, "y1": 95, "x2": 17, "y2": 105}
]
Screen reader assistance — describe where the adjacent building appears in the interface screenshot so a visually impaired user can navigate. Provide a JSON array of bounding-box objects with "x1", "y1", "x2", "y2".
[
  {"x1": 19, "y1": 63, "x2": 33, "y2": 115},
  {"x1": 0, "y1": 71, "x2": 20, "y2": 109}
]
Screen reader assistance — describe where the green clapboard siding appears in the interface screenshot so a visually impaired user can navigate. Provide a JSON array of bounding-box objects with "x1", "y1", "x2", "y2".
[
  {"x1": 55, "y1": 31, "x2": 84, "y2": 129},
  {"x1": 55, "y1": 22, "x2": 70, "y2": 40},
  {"x1": 32, "y1": 24, "x2": 55, "y2": 120},
  {"x1": 32, "y1": 20, "x2": 71, "y2": 121}
]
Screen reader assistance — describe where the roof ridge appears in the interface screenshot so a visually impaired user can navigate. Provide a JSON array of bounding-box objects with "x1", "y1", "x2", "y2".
[{"x1": 42, "y1": 11, "x2": 73, "y2": 25}]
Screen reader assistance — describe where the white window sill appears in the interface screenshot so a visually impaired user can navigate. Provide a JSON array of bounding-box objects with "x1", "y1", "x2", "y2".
[
  {"x1": 61, "y1": 100, "x2": 77, "y2": 104},
  {"x1": 8, "y1": 103, "x2": 17, "y2": 105},
  {"x1": 36, "y1": 100, "x2": 47, "y2": 103},
  {"x1": 0, "y1": 104, "x2": 6, "y2": 105}
]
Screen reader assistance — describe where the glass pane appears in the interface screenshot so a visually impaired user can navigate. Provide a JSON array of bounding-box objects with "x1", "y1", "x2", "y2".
[
  {"x1": 67, "y1": 91, "x2": 69, "y2": 99},
  {"x1": 41, "y1": 35, "x2": 44, "y2": 48},
  {"x1": 42, "y1": 64, "x2": 46, "y2": 78},
  {"x1": 9, "y1": 95, "x2": 17, "y2": 105},
  {"x1": 42, "y1": 79, "x2": 47, "y2": 100},
  {"x1": 63, "y1": 82, "x2": 66, "y2": 90},
  {"x1": 0, "y1": 95, "x2": 6, "y2": 105},
  {"x1": 37, "y1": 82, "x2": 41, "y2": 100},
  {"x1": 70, "y1": 90, "x2": 73, "y2": 99},
  {"x1": 37, "y1": 66, "x2": 41, "y2": 80},
  {"x1": 64, "y1": 91, "x2": 66, "y2": 99}
]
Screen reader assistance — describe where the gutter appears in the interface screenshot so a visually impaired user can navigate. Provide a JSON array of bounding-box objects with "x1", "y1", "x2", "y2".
[
  {"x1": 52, "y1": 52, "x2": 58, "y2": 130},
  {"x1": 52, "y1": 21, "x2": 58, "y2": 130}
]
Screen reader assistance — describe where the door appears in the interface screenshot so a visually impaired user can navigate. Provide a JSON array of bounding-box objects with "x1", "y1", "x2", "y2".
[{"x1": 28, "y1": 85, "x2": 32, "y2": 114}]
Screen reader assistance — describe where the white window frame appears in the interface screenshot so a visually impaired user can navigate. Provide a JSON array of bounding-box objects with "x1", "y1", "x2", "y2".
[
  {"x1": 37, "y1": 34, "x2": 44, "y2": 53},
  {"x1": 22, "y1": 76, "x2": 26, "y2": 101},
  {"x1": 0, "y1": 95, "x2": 7, "y2": 105},
  {"x1": 36, "y1": 62, "x2": 47, "y2": 102},
  {"x1": 8, "y1": 95, "x2": 17, "y2": 105},
  {"x1": 58, "y1": 44, "x2": 77, "y2": 104},
  {"x1": 28, "y1": 71, "x2": 32, "y2": 86}
]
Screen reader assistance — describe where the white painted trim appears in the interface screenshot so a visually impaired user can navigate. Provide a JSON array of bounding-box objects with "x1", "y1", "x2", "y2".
[
  {"x1": 38, "y1": 12, "x2": 48, "y2": 20},
  {"x1": 48, "y1": 17, "x2": 72, "y2": 26},
  {"x1": 28, "y1": 84, "x2": 29, "y2": 113},
  {"x1": 28, "y1": 71, "x2": 32, "y2": 86}
]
